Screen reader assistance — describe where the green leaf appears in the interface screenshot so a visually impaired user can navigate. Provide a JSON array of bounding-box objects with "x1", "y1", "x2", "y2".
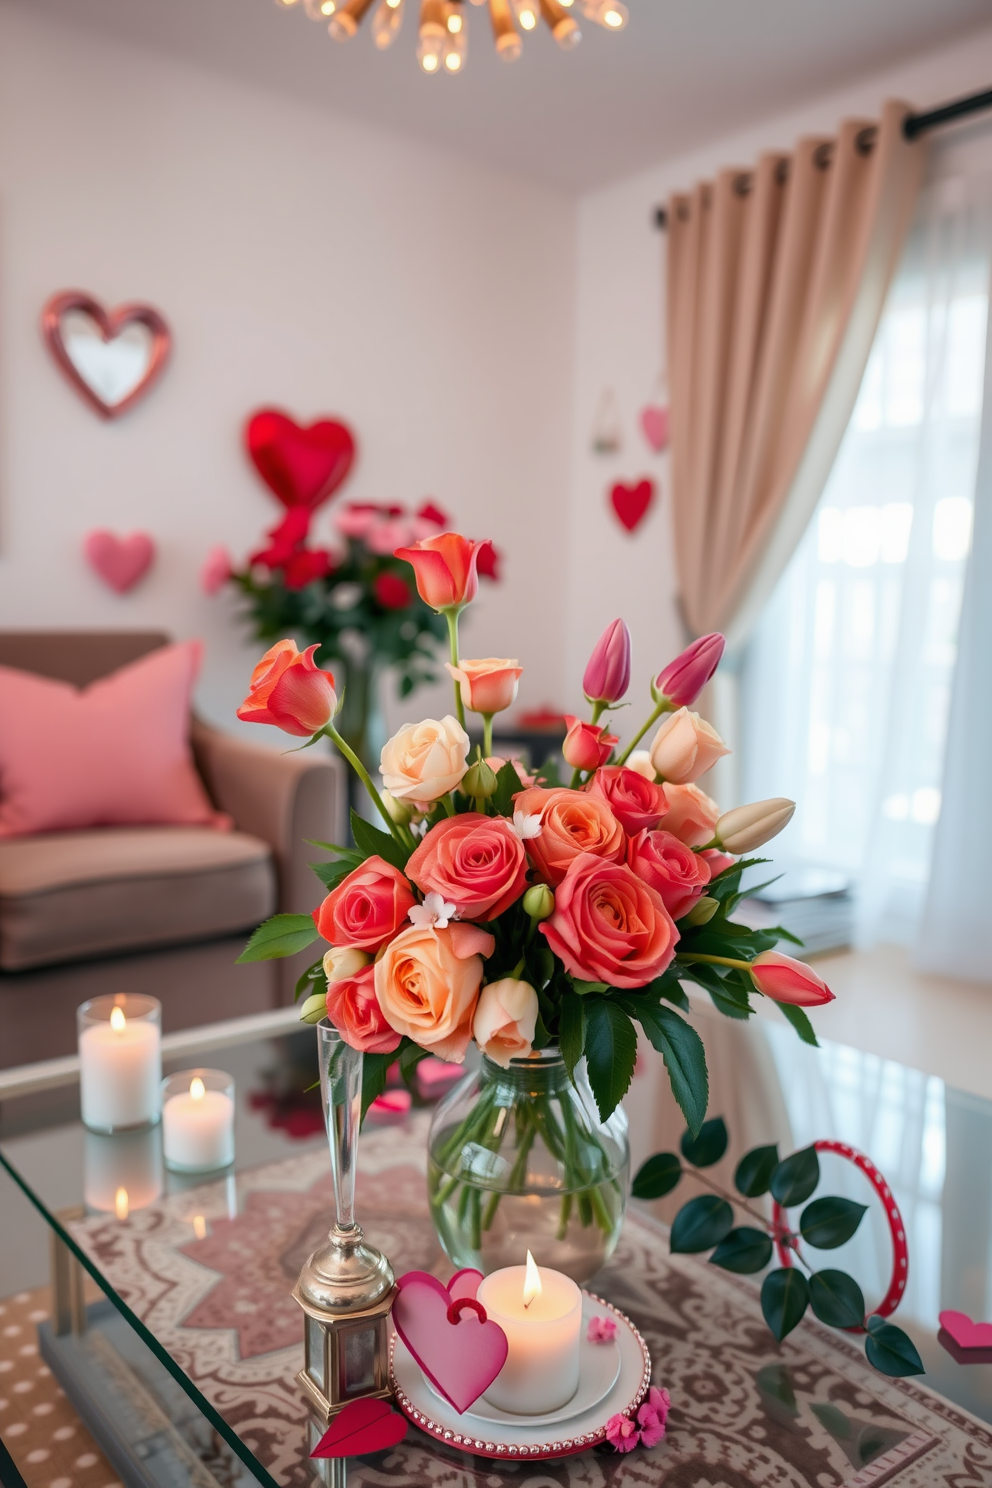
[
  {"x1": 710, "y1": 1226, "x2": 773, "y2": 1274},
  {"x1": 776, "y1": 1002, "x2": 820, "y2": 1047},
  {"x1": 864, "y1": 1317, "x2": 925, "y2": 1377},
  {"x1": 360, "y1": 1052, "x2": 394, "y2": 1122},
  {"x1": 800, "y1": 1196, "x2": 868, "y2": 1249},
  {"x1": 398, "y1": 1040, "x2": 430, "y2": 1090},
  {"x1": 311, "y1": 858, "x2": 362, "y2": 890},
  {"x1": 571, "y1": 979, "x2": 609, "y2": 996},
  {"x1": 237, "y1": 913, "x2": 319, "y2": 962},
  {"x1": 583, "y1": 1000, "x2": 637, "y2": 1121},
  {"x1": 492, "y1": 759, "x2": 523, "y2": 817},
  {"x1": 631, "y1": 1152, "x2": 682, "y2": 1200},
  {"x1": 761, "y1": 1268, "x2": 809, "y2": 1341},
  {"x1": 771, "y1": 1146, "x2": 820, "y2": 1207},
  {"x1": 681, "y1": 1116, "x2": 728, "y2": 1168},
  {"x1": 626, "y1": 1002, "x2": 708, "y2": 1137},
  {"x1": 735, "y1": 1144, "x2": 780, "y2": 1197},
  {"x1": 670, "y1": 1194, "x2": 734, "y2": 1253},
  {"x1": 294, "y1": 958, "x2": 327, "y2": 1002},
  {"x1": 559, "y1": 993, "x2": 586, "y2": 1083},
  {"x1": 350, "y1": 810, "x2": 409, "y2": 871},
  {"x1": 809, "y1": 1270, "x2": 865, "y2": 1329},
  {"x1": 679, "y1": 962, "x2": 753, "y2": 1020}
]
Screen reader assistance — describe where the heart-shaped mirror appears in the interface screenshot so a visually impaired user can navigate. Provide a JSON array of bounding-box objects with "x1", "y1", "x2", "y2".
[{"x1": 41, "y1": 291, "x2": 171, "y2": 420}]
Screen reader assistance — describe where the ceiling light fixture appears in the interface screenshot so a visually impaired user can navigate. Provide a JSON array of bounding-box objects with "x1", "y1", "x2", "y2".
[{"x1": 275, "y1": 0, "x2": 626, "y2": 73}]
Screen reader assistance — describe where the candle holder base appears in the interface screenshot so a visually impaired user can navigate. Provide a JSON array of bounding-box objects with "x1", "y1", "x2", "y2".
[{"x1": 296, "y1": 1223, "x2": 395, "y2": 1315}]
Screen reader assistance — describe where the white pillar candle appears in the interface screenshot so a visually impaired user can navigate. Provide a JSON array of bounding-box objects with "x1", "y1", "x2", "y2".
[
  {"x1": 162, "y1": 1073, "x2": 235, "y2": 1172},
  {"x1": 78, "y1": 1002, "x2": 162, "y2": 1132},
  {"x1": 476, "y1": 1252, "x2": 582, "y2": 1414}
]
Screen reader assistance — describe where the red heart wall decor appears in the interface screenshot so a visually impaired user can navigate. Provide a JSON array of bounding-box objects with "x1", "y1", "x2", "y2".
[
  {"x1": 245, "y1": 409, "x2": 357, "y2": 510},
  {"x1": 391, "y1": 1270, "x2": 507, "y2": 1414},
  {"x1": 610, "y1": 478, "x2": 655, "y2": 533},
  {"x1": 84, "y1": 530, "x2": 156, "y2": 593},
  {"x1": 311, "y1": 1398, "x2": 407, "y2": 1458},
  {"x1": 41, "y1": 291, "x2": 171, "y2": 420}
]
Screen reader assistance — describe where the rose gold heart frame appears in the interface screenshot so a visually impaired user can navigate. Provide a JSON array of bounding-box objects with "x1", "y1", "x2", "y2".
[{"x1": 40, "y1": 290, "x2": 171, "y2": 420}]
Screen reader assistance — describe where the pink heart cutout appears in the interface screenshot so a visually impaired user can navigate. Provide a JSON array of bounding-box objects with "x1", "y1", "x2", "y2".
[
  {"x1": 939, "y1": 1310, "x2": 992, "y2": 1350},
  {"x1": 640, "y1": 405, "x2": 669, "y2": 452},
  {"x1": 610, "y1": 478, "x2": 655, "y2": 533},
  {"x1": 84, "y1": 530, "x2": 156, "y2": 593},
  {"x1": 311, "y1": 1397, "x2": 407, "y2": 1458},
  {"x1": 392, "y1": 1270, "x2": 507, "y2": 1415}
]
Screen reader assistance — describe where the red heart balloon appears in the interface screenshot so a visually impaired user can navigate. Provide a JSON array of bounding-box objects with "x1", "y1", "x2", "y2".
[
  {"x1": 610, "y1": 478, "x2": 655, "y2": 533},
  {"x1": 311, "y1": 1398, "x2": 407, "y2": 1458},
  {"x1": 245, "y1": 408, "x2": 356, "y2": 510},
  {"x1": 391, "y1": 1270, "x2": 507, "y2": 1415}
]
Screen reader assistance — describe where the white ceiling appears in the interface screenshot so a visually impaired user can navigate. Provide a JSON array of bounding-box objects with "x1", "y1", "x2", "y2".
[{"x1": 18, "y1": 0, "x2": 992, "y2": 191}]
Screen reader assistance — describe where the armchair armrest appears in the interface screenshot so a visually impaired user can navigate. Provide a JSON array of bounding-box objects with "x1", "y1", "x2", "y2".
[{"x1": 190, "y1": 718, "x2": 345, "y2": 918}]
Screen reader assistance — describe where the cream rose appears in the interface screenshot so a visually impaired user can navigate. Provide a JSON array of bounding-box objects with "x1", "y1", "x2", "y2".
[
  {"x1": 380, "y1": 716, "x2": 471, "y2": 802},
  {"x1": 473, "y1": 979, "x2": 539, "y2": 1067},
  {"x1": 626, "y1": 749, "x2": 658, "y2": 782},
  {"x1": 374, "y1": 921, "x2": 495, "y2": 1062},
  {"x1": 649, "y1": 707, "x2": 730, "y2": 784}
]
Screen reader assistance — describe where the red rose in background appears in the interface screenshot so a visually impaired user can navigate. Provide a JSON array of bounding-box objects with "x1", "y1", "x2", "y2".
[
  {"x1": 586, "y1": 765, "x2": 668, "y2": 835},
  {"x1": 374, "y1": 572, "x2": 412, "y2": 609}
]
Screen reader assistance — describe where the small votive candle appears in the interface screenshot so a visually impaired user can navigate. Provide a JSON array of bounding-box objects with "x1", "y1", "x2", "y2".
[
  {"x1": 162, "y1": 1070, "x2": 235, "y2": 1172},
  {"x1": 78, "y1": 995, "x2": 162, "y2": 1133},
  {"x1": 83, "y1": 1127, "x2": 163, "y2": 1216},
  {"x1": 477, "y1": 1251, "x2": 582, "y2": 1414}
]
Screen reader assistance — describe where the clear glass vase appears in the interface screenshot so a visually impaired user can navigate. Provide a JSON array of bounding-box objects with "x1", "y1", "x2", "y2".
[{"x1": 427, "y1": 1048, "x2": 629, "y2": 1284}]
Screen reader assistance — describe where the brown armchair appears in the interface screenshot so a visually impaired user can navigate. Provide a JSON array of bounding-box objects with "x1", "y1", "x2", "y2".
[{"x1": 0, "y1": 632, "x2": 344, "y2": 1068}]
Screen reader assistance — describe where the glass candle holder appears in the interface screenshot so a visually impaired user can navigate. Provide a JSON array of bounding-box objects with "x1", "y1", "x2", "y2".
[
  {"x1": 78, "y1": 994, "x2": 162, "y2": 1133},
  {"x1": 161, "y1": 1069, "x2": 236, "y2": 1173}
]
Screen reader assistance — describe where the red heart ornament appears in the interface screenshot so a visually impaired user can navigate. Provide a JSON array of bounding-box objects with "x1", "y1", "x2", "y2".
[
  {"x1": 610, "y1": 478, "x2": 655, "y2": 533},
  {"x1": 391, "y1": 1271, "x2": 507, "y2": 1415},
  {"x1": 311, "y1": 1398, "x2": 407, "y2": 1458},
  {"x1": 939, "y1": 1310, "x2": 992, "y2": 1351},
  {"x1": 245, "y1": 409, "x2": 356, "y2": 510},
  {"x1": 41, "y1": 291, "x2": 171, "y2": 421},
  {"x1": 640, "y1": 405, "x2": 669, "y2": 452},
  {"x1": 84, "y1": 530, "x2": 156, "y2": 593}
]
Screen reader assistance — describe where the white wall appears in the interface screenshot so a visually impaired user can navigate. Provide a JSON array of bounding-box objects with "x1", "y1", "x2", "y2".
[
  {"x1": 565, "y1": 21, "x2": 992, "y2": 732},
  {"x1": 0, "y1": 2, "x2": 576, "y2": 739}
]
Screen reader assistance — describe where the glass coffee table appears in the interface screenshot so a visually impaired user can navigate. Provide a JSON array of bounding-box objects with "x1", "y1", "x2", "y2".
[{"x1": 2, "y1": 1010, "x2": 992, "y2": 1488}]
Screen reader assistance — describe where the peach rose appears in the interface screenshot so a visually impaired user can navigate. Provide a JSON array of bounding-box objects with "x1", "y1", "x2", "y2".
[
  {"x1": 374, "y1": 921, "x2": 495, "y2": 1062},
  {"x1": 326, "y1": 964, "x2": 401, "y2": 1054},
  {"x1": 657, "y1": 782, "x2": 720, "y2": 848},
  {"x1": 513, "y1": 786, "x2": 625, "y2": 887},
  {"x1": 626, "y1": 828, "x2": 711, "y2": 920},
  {"x1": 562, "y1": 716, "x2": 618, "y2": 773},
  {"x1": 380, "y1": 715, "x2": 470, "y2": 802},
  {"x1": 586, "y1": 766, "x2": 668, "y2": 835},
  {"x1": 313, "y1": 856, "x2": 416, "y2": 952},
  {"x1": 407, "y1": 812, "x2": 528, "y2": 920},
  {"x1": 648, "y1": 708, "x2": 730, "y2": 784},
  {"x1": 472, "y1": 978, "x2": 539, "y2": 1066},
  {"x1": 445, "y1": 658, "x2": 523, "y2": 716},
  {"x1": 541, "y1": 852, "x2": 678, "y2": 988}
]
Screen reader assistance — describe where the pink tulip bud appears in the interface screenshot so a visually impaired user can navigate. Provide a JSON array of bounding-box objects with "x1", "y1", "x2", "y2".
[
  {"x1": 583, "y1": 619, "x2": 631, "y2": 705},
  {"x1": 653, "y1": 633, "x2": 725, "y2": 708},
  {"x1": 750, "y1": 951, "x2": 834, "y2": 1007}
]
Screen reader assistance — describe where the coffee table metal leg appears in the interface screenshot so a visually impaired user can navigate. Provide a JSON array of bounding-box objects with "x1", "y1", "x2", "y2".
[{"x1": 50, "y1": 1221, "x2": 87, "y2": 1338}]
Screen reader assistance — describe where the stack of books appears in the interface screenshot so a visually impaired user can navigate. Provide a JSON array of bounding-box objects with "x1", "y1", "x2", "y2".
[{"x1": 736, "y1": 864, "x2": 853, "y2": 956}]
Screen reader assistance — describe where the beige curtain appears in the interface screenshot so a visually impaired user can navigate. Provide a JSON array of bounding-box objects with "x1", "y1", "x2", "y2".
[{"x1": 667, "y1": 99, "x2": 926, "y2": 649}]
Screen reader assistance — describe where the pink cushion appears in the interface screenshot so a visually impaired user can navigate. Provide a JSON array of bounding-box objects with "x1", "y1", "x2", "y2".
[{"x1": 0, "y1": 642, "x2": 227, "y2": 838}]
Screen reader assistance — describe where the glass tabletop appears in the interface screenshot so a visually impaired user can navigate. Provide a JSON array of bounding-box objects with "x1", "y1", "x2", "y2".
[{"x1": 2, "y1": 1013, "x2": 992, "y2": 1488}]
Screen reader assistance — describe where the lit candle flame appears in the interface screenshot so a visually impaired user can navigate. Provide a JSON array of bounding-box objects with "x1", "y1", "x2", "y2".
[
  {"x1": 190, "y1": 1077, "x2": 205, "y2": 1101},
  {"x1": 110, "y1": 1006, "x2": 126, "y2": 1033},
  {"x1": 522, "y1": 1248, "x2": 541, "y2": 1309},
  {"x1": 114, "y1": 1186, "x2": 129, "y2": 1220}
]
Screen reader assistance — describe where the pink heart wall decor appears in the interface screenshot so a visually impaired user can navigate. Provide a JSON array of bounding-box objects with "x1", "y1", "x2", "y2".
[
  {"x1": 391, "y1": 1270, "x2": 507, "y2": 1414},
  {"x1": 84, "y1": 530, "x2": 156, "y2": 594},
  {"x1": 939, "y1": 1310, "x2": 992, "y2": 1351},
  {"x1": 41, "y1": 291, "x2": 171, "y2": 420},
  {"x1": 640, "y1": 405, "x2": 669, "y2": 452},
  {"x1": 610, "y1": 478, "x2": 655, "y2": 533},
  {"x1": 311, "y1": 1398, "x2": 407, "y2": 1458}
]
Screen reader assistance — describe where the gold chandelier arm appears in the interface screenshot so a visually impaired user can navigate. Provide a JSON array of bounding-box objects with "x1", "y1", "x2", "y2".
[
  {"x1": 488, "y1": 0, "x2": 521, "y2": 60},
  {"x1": 328, "y1": 0, "x2": 376, "y2": 38},
  {"x1": 538, "y1": 0, "x2": 580, "y2": 48}
]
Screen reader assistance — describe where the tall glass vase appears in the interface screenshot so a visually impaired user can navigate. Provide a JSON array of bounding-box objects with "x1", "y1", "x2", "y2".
[{"x1": 335, "y1": 653, "x2": 386, "y2": 825}]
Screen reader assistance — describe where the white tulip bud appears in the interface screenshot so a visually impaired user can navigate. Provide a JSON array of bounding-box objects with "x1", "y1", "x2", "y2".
[
  {"x1": 715, "y1": 798, "x2": 795, "y2": 854},
  {"x1": 323, "y1": 946, "x2": 372, "y2": 982}
]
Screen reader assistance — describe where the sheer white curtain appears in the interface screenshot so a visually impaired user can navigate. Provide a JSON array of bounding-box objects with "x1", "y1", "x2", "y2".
[{"x1": 741, "y1": 173, "x2": 992, "y2": 947}]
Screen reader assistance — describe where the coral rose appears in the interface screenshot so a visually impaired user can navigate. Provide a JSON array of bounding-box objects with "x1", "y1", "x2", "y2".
[
  {"x1": 472, "y1": 978, "x2": 539, "y2": 1066},
  {"x1": 313, "y1": 856, "x2": 416, "y2": 952},
  {"x1": 513, "y1": 786, "x2": 626, "y2": 887},
  {"x1": 394, "y1": 532, "x2": 484, "y2": 612},
  {"x1": 325, "y1": 964, "x2": 401, "y2": 1054},
  {"x1": 446, "y1": 659, "x2": 523, "y2": 716},
  {"x1": 587, "y1": 765, "x2": 668, "y2": 835},
  {"x1": 626, "y1": 828, "x2": 711, "y2": 920},
  {"x1": 541, "y1": 852, "x2": 678, "y2": 988},
  {"x1": 657, "y1": 782, "x2": 720, "y2": 848},
  {"x1": 562, "y1": 717, "x2": 618, "y2": 773},
  {"x1": 237, "y1": 639, "x2": 337, "y2": 738},
  {"x1": 407, "y1": 812, "x2": 528, "y2": 920},
  {"x1": 380, "y1": 716, "x2": 470, "y2": 802},
  {"x1": 374, "y1": 921, "x2": 495, "y2": 1062},
  {"x1": 649, "y1": 707, "x2": 730, "y2": 785}
]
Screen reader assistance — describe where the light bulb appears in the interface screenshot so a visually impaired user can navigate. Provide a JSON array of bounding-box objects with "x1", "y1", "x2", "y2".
[
  {"x1": 190, "y1": 1076, "x2": 206, "y2": 1101},
  {"x1": 445, "y1": 49, "x2": 461, "y2": 68},
  {"x1": 417, "y1": 32, "x2": 443, "y2": 68},
  {"x1": 303, "y1": 0, "x2": 335, "y2": 16},
  {"x1": 110, "y1": 1006, "x2": 126, "y2": 1033},
  {"x1": 372, "y1": 0, "x2": 404, "y2": 47},
  {"x1": 447, "y1": 9, "x2": 462, "y2": 31},
  {"x1": 600, "y1": 0, "x2": 626, "y2": 26},
  {"x1": 512, "y1": 0, "x2": 538, "y2": 28},
  {"x1": 558, "y1": 0, "x2": 573, "y2": 6}
]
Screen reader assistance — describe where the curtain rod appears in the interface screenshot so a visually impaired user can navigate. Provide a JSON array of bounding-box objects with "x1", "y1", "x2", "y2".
[{"x1": 653, "y1": 84, "x2": 992, "y2": 229}]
